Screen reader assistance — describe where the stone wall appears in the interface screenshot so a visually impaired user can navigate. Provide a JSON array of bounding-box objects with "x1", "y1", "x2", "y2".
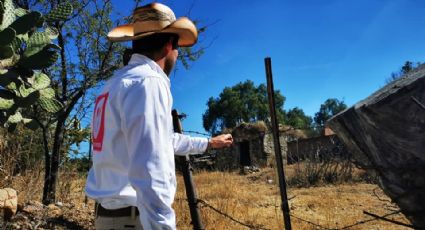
[
  {"x1": 286, "y1": 134, "x2": 348, "y2": 164},
  {"x1": 211, "y1": 131, "x2": 349, "y2": 169},
  {"x1": 214, "y1": 132, "x2": 288, "y2": 170},
  {"x1": 214, "y1": 145, "x2": 240, "y2": 171},
  {"x1": 263, "y1": 133, "x2": 287, "y2": 166}
]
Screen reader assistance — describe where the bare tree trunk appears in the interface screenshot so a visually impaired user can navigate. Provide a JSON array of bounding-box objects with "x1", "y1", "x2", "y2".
[
  {"x1": 42, "y1": 14, "x2": 69, "y2": 204},
  {"x1": 42, "y1": 89, "x2": 85, "y2": 204},
  {"x1": 44, "y1": 116, "x2": 66, "y2": 204},
  {"x1": 42, "y1": 127, "x2": 52, "y2": 205}
]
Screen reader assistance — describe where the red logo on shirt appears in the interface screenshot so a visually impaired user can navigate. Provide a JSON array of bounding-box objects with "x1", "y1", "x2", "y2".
[{"x1": 92, "y1": 92, "x2": 109, "y2": 152}]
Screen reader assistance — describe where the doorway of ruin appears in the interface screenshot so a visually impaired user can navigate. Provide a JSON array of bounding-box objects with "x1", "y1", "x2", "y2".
[{"x1": 239, "y1": 140, "x2": 251, "y2": 166}]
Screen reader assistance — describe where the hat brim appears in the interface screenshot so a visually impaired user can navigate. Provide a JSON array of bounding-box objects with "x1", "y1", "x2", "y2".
[{"x1": 107, "y1": 17, "x2": 198, "y2": 47}]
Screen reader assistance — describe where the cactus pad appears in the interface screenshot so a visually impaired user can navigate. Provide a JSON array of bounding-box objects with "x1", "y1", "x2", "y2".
[
  {"x1": 40, "y1": 88, "x2": 55, "y2": 98},
  {"x1": 19, "y1": 44, "x2": 60, "y2": 69},
  {"x1": 0, "y1": 27, "x2": 15, "y2": 46},
  {"x1": 0, "y1": 0, "x2": 72, "y2": 128},
  {"x1": 19, "y1": 84, "x2": 36, "y2": 97},
  {"x1": 0, "y1": 1, "x2": 4, "y2": 27},
  {"x1": 14, "y1": 8, "x2": 28, "y2": 17},
  {"x1": 32, "y1": 72, "x2": 51, "y2": 90},
  {"x1": 16, "y1": 90, "x2": 40, "y2": 107},
  {"x1": 0, "y1": 45, "x2": 13, "y2": 59},
  {"x1": 7, "y1": 111, "x2": 22, "y2": 123},
  {"x1": 1, "y1": 0, "x2": 15, "y2": 30},
  {"x1": 0, "y1": 54, "x2": 19, "y2": 72},
  {"x1": 38, "y1": 97, "x2": 62, "y2": 113},
  {"x1": 10, "y1": 36, "x2": 22, "y2": 51},
  {"x1": 10, "y1": 11, "x2": 42, "y2": 35},
  {"x1": 45, "y1": 3, "x2": 73, "y2": 22},
  {"x1": 45, "y1": 26, "x2": 59, "y2": 39},
  {"x1": 24, "y1": 32, "x2": 51, "y2": 58},
  {"x1": 0, "y1": 97, "x2": 14, "y2": 109}
]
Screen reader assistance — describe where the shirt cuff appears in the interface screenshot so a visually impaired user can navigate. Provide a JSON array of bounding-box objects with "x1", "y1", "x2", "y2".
[{"x1": 190, "y1": 137, "x2": 209, "y2": 153}]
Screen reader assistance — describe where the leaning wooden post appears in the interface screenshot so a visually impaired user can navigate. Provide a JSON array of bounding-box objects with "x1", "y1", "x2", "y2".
[
  {"x1": 264, "y1": 57, "x2": 292, "y2": 230},
  {"x1": 85, "y1": 135, "x2": 92, "y2": 205},
  {"x1": 172, "y1": 109, "x2": 205, "y2": 230}
]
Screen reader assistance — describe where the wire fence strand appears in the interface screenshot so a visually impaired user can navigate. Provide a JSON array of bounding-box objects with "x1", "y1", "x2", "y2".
[
  {"x1": 289, "y1": 214, "x2": 333, "y2": 230},
  {"x1": 290, "y1": 210, "x2": 407, "y2": 230},
  {"x1": 177, "y1": 197, "x2": 411, "y2": 230},
  {"x1": 197, "y1": 199, "x2": 271, "y2": 230},
  {"x1": 182, "y1": 130, "x2": 211, "y2": 137}
]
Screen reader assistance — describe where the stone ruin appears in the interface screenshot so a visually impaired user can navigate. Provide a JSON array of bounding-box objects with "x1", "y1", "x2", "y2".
[{"x1": 212, "y1": 122, "x2": 288, "y2": 171}]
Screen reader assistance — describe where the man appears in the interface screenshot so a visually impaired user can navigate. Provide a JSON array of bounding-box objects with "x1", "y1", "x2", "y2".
[{"x1": 85, "y1": 3, "x2": 233, "y2": 229}]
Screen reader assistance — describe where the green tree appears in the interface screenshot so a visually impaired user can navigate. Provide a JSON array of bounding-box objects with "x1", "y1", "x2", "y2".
[
  {"x1": 203, "y1": 80, "x2": 285, "y2": 134},
  {"x1": 314, "y1": 98, "x2": 347, "y2": 131},
  {"x1": 31, "y1": 0, "x2": 121, "y2": 205},
  {"x1": 0, "y1": 0, "x2": 75, "y2": 205},
  {"x1": 285, "y1": 107, "x2": 312, "y2": 130}
]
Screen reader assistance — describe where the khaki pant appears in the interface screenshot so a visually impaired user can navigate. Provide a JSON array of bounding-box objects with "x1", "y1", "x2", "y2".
[
  {"x1": 95, "y1": 215, "x2": 143, "y2": 230},
  {"x1": 95, "y1": 205, "x2": 143, "y2": 230}
]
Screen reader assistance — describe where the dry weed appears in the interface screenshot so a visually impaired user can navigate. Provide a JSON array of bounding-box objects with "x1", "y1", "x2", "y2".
[
  {"x1": 2, "y1": 164, "x2": 412, "y2": 230},
  {"x1": 174, "y1": 169, "x2": 411, "y2": 230}
]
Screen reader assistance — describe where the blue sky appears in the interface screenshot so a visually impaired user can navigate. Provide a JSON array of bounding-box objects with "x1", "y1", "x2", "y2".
[{"x1": 110, "y1": 0, "x2": 425, "y2": 136}]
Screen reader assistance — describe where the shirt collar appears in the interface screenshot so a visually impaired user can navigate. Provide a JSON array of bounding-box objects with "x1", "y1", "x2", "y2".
[{"x1": 128, "y1": 53, "x2": 170, "y2": 84}]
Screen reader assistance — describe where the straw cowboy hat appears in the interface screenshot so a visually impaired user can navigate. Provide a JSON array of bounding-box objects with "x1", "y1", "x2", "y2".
[{"x1": 107, "y1": 3, "x2": 198, "y2": 47}]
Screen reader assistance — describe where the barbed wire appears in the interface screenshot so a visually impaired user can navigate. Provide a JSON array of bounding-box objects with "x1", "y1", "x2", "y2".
[
  {"x1": 292, "y1": 210, "x2": 407, "y2": 230},
  {"x1": 362, "y1": 211, "x2": 417, "y2": 229},
  {"x1": 197, "y1": 199, "x2": 271, "y2": 230},
  {"x1": 177, "y1": 197, "x2": 411, "y2": 230},
  {"x1": 289, "y1": 214, "x2": 333, "y2": 230},
  {"x1": 183, "y1": 130, "x2": 211, "y2": 137},
  {"x1": 339, "y1": 210, "x2": 402, "y2": 229}
]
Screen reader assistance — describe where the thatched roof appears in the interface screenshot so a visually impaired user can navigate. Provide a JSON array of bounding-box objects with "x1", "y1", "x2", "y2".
[
  {"x1": 230, "y1": 122, "x2": 267, "y2": 141},
  {"x1": 284, "y1": 129, "x2": 309, "y2": 139}
]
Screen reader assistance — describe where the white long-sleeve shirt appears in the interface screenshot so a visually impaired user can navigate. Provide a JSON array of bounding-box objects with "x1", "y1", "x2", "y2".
[{"x1": 85, "y1": 54, "x2": 208, "y2": 229}]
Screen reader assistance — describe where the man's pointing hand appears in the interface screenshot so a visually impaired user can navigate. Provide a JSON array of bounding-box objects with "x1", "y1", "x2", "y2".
[{"x1": 208, "y1": 134, "x2": 233, "y2": 149}]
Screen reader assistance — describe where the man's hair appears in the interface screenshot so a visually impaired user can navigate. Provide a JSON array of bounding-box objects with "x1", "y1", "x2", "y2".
[
  {"x1": 132, "y1": 33, "x2": 178, "y2": 55},
  {"x1": 123, "y1": 48, "x2": 133, "y2": 66}
]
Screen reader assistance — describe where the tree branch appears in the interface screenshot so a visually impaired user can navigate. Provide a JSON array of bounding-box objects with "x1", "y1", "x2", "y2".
[{"x1": 56, "y1": 23, "x2": 68, "y2": 102}]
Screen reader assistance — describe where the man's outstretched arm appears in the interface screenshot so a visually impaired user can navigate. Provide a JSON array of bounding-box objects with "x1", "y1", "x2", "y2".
[{"x1": 172, "y1": 133, "x2": 233, "y2": 156}]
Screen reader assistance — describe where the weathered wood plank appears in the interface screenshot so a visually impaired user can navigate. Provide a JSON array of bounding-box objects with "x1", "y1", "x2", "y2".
[{"x1": 328, "y1": 64, "x2": 425, "y2": 228}]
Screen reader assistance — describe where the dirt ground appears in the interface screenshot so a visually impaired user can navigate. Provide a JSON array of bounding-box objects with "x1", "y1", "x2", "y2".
[{"x1": 2, "y1": 169, "x2": 412, "y2": 229}]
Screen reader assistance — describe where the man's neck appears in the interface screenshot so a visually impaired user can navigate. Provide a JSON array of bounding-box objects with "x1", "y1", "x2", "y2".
[{"x1": 139, "y1": 52, "x2": 166, "y2": 73}]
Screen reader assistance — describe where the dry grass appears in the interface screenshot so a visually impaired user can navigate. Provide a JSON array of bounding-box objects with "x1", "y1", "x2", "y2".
[
  {"x1": 175, "y1": 168, "x2": 411, "y2": 230},
  {"x1": 3, "y1": 165, "x2": 412, "y2": 230},
  {"x1": 1, "y1": 165, "x2": 44, "y2": 203}
]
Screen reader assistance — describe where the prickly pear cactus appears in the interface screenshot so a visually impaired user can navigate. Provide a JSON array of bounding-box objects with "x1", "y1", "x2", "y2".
[{"x1": 0, "y1": 1, "x2": 73, "y2": 131}]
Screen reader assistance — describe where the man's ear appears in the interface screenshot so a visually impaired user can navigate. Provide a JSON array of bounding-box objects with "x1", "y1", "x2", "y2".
[{"x1": 162, "y1": 40, "x2": 173, "y2": 55}]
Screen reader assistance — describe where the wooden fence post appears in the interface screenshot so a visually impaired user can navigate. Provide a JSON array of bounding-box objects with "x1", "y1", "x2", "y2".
[
  {"x1": 265, "y1": 57, "x2": 292, "y2": 230},
  {"x1": 172, "y1": 109, "x2": 205, "y2": 230}
]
